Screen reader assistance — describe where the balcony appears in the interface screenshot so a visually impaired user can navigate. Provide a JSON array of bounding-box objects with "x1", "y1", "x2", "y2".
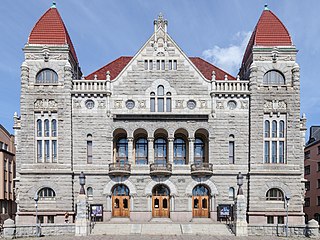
[
  {"x1": 150, "y1": 163, "x2": 172, "y2": 176},
  {"x1": 109, "y1": 163, "x2": 131, "y2": 176},
  {"x1": 191, "y1": 163, "x2": 213, "y2": 176}
]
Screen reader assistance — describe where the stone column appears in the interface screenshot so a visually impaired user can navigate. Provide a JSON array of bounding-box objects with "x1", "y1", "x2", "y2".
[
  {"x1": 188, "y1": 138, "x2": 194, "y2": 164},
  {"x1": 127, "y1": 137, "x2": 133, "y2": 164},
  {"x1": 306, "y1": 219, "x2": 319, "y2": 238},
  {"x1": 106, "y1": 137, "x2": 113, "y2": 164},
  {"x1": 148, "y1": 137, "x2": 154, "y2": 164},
  {"x1": 234, "y1": 194, "x2": 248, "y2": 236},
  {"x1": 168, "y1": 137, "x2": 174, "y2": 164},
  {"x1": 75, "y1": 194, "x2": 90, "y2": 236}
]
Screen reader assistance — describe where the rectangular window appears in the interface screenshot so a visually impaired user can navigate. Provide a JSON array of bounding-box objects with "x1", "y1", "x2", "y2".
[
  {"x1": 150, "y1": 98, "x2": 155, "y2": 112},
  {"x1": 149, "y1": 60, "x2": 153, "y2": 70},
  {"x1": 156, "y1": 60, "x2": 160, "y2": 70},
  {"x1": 305, "y1": 165, "x2": 310, "y2": 175},
  {"x1": 158, "y1": 98, "x2": 164, "y2": 112},
  {"x1": 144, "y1": 60, "x2": 148, "y2": 70},
  {"x1": 267, "y1": 216, "x2": 274, "y2": 224},
  {"x1": 37, "y1": 140, "x2": 42, "y2": 162},
  {"x1": 279, "y1": 141, "x2": 284, "y2": 163},
  {"x1": 169, "y1": 60, "x2": 172, "y2": 70},
  {"x1": 173, "y1": 60, "x2": 177, "y2": 70},
  {"x1": 52, "y1": 140, "x2": 57, "y2": 163},
  {"x1": 229, "y1": 141, "x2": 235, "y2": 164},
  {"x1": 305, "y1": 198, "x2": 310, "y2": 207},
  {"x1": 87, "y1": 140, "x2": 93, "y2": 164},
  {"x1": 318, "y1": 146, "x2": 320, "y2": 155},
  {"x1": 38, "y1": 216, "x2": 44, "y2": 224},
  {"x1": 166, "y1": 98, "x2": 171, "y2": 112},
  {"x1": 264, "y1": 141, "x2": 269, "y2": 163},
  {"x1": 318, "y1": 179, "x2": 320, "y2": 188},
  {"x1": 45, "y1": 140, "x2": 50, "y2": 162},
  {"x1": 318, "y1": 196, "x2": 320, "y2": 206},
  {"x1": 161, "y1": 60, "x2": 165, "y2": 70},
  {"x1": 278, "y1": 216, "x2": 284, "y2": 224},
  {"x1": 272, "y1": 141, "x2": 277, "y2": 163},
  {"x1": 305, "y1": 181, "x2": 310, "y2": 191},
  {"x1": 47, "y1": 215, "x2": 54, "y2": 223},
  {"x1": 305, "y1": 150, "x2": 310, "y2": 159},
  {"x1": 3, "y1": 160, "x2": 6, "y2": 171}
]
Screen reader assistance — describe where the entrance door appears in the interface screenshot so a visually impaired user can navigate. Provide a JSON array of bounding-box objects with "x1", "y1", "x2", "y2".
[
  {"x1": 152, "y1": 184, "x2": 170, "y2": 218},
  {"x1": 112, "y1": 184, "x2": 130, "y2": 217},
  {"x1": 192, "y1": 185, "x2": 210, "y2": 218}
]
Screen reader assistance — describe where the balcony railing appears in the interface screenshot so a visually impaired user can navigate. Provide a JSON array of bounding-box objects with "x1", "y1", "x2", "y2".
[
  {"x1": 213, "y1": 80, "x2": 249, "y2": 94},
  {"x1": 109, "y1": 163, "x2": 131, "y2": 176},
  {"x1": 150, "y1": 163, "x2": 172, "y2": 176},
  {"x1": 191, "y1": 163, "x2": 213, "y2": 176}
]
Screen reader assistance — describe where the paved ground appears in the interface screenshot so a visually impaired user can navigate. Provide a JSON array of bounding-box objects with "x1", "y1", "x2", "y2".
[{"x1": 23, "y1": 236, "x2": 307, "y2": 240}]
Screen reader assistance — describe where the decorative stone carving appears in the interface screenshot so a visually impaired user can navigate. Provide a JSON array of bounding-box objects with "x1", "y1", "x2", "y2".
[
  {"x1": 216, "y1": 100, "x2": 224, "y2": 109},
  {"x1": 240, "y1": 100, "x2": 248, "y2": 109},
  {"x1": 114, "y1": 100, "x2": 123, "y2": 109},
  {"x1": 264, "y1": 100, "x2": 286, "y2": 112},
  {"x1": 175, "y1": 100, "x2": 184, "y2": 109},
  {"x1": 227, "y1": 100, "x2": 237, "y2": 110},
  {"x1": 97, "y1": 100, "x2": 106, "y2": 109},
  {"x1": 25, "y1": 54, "x2": 37, "y2": 60},
  {"x1": 85, "y1": 100, "x2": 95, "y2": 109},
  {"x1": 73, "y1": 99, "x2": 82, "y2": 109},
  {"x1": 34, "y1": 99, "x2": 58, "y2": 110},
  {"x1": 138, "y1": 100, "x2": 146, "y2": 109},
  {"x1": 199, "y1": 100, "x2": 207, "y2": 109},
  {"x1": 187, "y1": 100, "x2": 196, "y2": 110},
  {"x1": 125, "y1": 100, "x2": 135, "y2": 109}
]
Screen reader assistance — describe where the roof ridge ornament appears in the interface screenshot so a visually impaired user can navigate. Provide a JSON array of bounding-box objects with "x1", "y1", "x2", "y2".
[
  {"x1": 51, "y1": 1, "x2": 57, "y2": 8},
  {"x1": 152, "y1": 13, "x2": 168, "y2": 54},
  {"x1": 264, "y1": 4, "x2": 269, "y2": 11}
]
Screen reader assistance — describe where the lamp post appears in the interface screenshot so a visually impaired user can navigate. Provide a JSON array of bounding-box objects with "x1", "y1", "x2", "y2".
[
  {"x1": 237, "y1": 172, "x2": 244, "y2": 195},
  {"x1": 79, "y1": 171, "x2": 86, "y2": 194},
  {"x1": 33, "y1": 193, "x2": 40, "y2": 237},
  {"x1": 285, "y1": 194, "x2": 291, "y2": 237}
]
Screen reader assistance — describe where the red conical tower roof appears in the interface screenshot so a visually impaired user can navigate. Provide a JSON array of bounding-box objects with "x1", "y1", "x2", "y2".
[
  {"x1": 242, "y1": 6, "x2": 293, "y2": 65},
  {"x1": 28, "y1": 3, "x2": 78, "y2": 63}
]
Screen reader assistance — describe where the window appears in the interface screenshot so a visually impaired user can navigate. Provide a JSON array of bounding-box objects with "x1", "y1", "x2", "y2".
[
  {"x1": 144, "y1": 60, "x2": 148, "y2": 70},
  {"x1": 229, "y1": 141, "x2": 235, "y2": 164},
  {"x1": 194, "y1": 138, "x2": 205, "y2": 164},
  {"x1": 87, "y1": 187, "x2": 93, "y2": 200},
  {"x1": 44, "y1": 119, "x2": 50, "y2": 137},
  {"x1": 156, "y1": 60, "x2": 160, "y2": 70},
  {"x1": 149, "y1": 60, "x2": 153, "y2": 70},
  {"x1": 318, "y1": 196, "x2": 320, "y2": 206},
  {"x1": 173, "y1": 138, "x2": 186, "y2": 165},
  {"x1": 36, "y1": 69, "x2": 58, "y2": 84},
  {"x1": 266, "y1": 188, "x2": 284, "y2": 201},
  {"x1": 169, "y1": 60, "x2": 172, "y2": 70},
  {"x1": 263, "y1": 70, "x2": 285, "y2": 85},
  {"x1": 87, "y1": 139, "x2": 93, "y2": 164},
  {"x1": 305, "y1": 181, "x2": 310, "y2": 191},
  {"x1": 150, "y1": 92, "x2": 155, "y2": 112},
  {"x1": 135, "y1": 138, "x2": 148, "y2": 165},
  {"x1": 47, "y1": 215, "x2": 54, "y2": 223},
  {"x1": 161, "y1": 60, "x2": 165, "y2": 70},
  {"x1": 318, "y1": 146, "x2": 320, "y2": 155},
  {"x1": 38, "y1": 187, "x2": 56, "y2": 200},
  {"x1": 278, "y1": 216, "x2": 284, "y2": 224},
  {"x1": 305, "y1": 150, "x2": 310, "y2": 160},
  {"x1": 37, "y1": 119, "x2": 42, "y2": 137},
  {"x1": 305, "y1": 165, "x2": 310, "y2": 175},
  {"x1": 173, "y1": 60, "x2": 177, "y2": 70},
  {"x1": 318, "y1": 179, "x2": 320, "y2": 189},
  {"x1": 116, "y1": 138, "x2": 128, "y2": 165},
  {"x1": 51, "y1": 120, "x2": 57, "y2": 137},
  {"x1": 38, "y1": 216, "x2": 44, "y2": 224},
  {"x1": 264, "y1": 116, "x2": 286, "y2": 164},
  {"x1": 150, "y1": 85, "x2": 172, "y2": 112},
  {"x1": 267, "y1": 216, "x2": 274, "y2": 224},
  {"x1": 154, "y1": 138, "x2": 167, "y2": 165},
  {"x1": 228, "y1": 187, "x2": 235, "y2": 200},
  {"x1": 318, "y1": 162, "x2": 320, "y2": 172},
  {"x1": 315, "y1": 213, "x2": 320, "y2": 223}
]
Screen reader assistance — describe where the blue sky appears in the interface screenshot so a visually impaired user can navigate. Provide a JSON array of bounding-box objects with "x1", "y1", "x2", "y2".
[{"x1": 0, "y1": 0, "x2": 319, "y2": 139}]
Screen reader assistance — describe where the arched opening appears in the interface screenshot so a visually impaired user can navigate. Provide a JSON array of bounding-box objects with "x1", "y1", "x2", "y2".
[
  {"x1": 113, "y1": 129, "x2": 128, "y2": 165},
  {"x1": 154, "y1": 129, "x2": 168, "y2": 165},
  {"x1": 266, "y1": 188, "x2": 284, "y2": 201},
  {"x1": 152, "y1": 184, "x2": 170, "y2": 218},
  {"x1": 192, "y1": 185, "x2": 210, "y2": 218},
  {"x1": 36, "y1": 69, "x2": 58, "y2": 84},
  {"x1": 194, "y1": 129, "x2": 209, "y2": 164},
  {"x1": 112, "y1": 184, "x2": 130, "y2": 217},
  {"x1": 133, "y1": 128, "x2": 148, "y2": 165},
  {"x1": 174, "y1": 128, "x2": 189, "y2": 165},
  {"x1": 38, "y1": 187, "x2": 56, "y2": 200},
  {"x1": 263, "y1": 70, "x2": 285, "y2": 85}
]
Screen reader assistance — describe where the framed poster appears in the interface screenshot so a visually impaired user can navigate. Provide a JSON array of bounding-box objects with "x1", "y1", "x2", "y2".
[{"x1": 90, "y1": 204, "x2": 103, "y2": 221}]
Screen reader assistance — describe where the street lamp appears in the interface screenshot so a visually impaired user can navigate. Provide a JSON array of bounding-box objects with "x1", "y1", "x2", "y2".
[
  {"x1": 79, "y1": 171, "x2": 86, "y2": 194},
  {"x1": 33, "y1": 193, "x2": 40, "y2": 237},
  {"x1": 285, "y1": 194, "x2": 291, "y2": 237},
  {"x1": 237, "y1": 172, "x2": 244, "y2": 195}
]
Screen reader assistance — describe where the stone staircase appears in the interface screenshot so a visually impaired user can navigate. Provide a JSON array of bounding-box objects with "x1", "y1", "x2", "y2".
[{"x1": 91, "y1": 222, "x2": 233, "y2": 236}]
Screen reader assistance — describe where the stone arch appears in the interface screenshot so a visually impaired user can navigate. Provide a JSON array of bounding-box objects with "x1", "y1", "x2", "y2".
[
  {"x1": 263, "y1": 181, "x2": 291, "y2": 198},
  {"x1": 103, "y1": 179, "x2": 137, "y2": 196},
  {"x1": 185, "y1": 179, "x2": 219, "y2": 197},
  {"x1": 144, "y1": 179, "x2": 178, "y2": 196}
]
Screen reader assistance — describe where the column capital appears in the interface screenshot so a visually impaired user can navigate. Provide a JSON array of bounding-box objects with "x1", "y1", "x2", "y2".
[
  {"x1": 147, "y1": 137, "x2": 154, "y2": 142},
  {"x1": 188, "y1": 137, "x2": 195, "y2": 142},
  {"x1": 168, "y1": 137, "x2": 174, "y2": 142},
  {"x1": 127, "y1": 137, "x2": 134, "y2": 142}
]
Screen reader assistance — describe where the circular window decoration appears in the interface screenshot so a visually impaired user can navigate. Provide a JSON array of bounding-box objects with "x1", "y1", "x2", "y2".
[
  {"x1": 85, "y1": 100, "x2": 95, "y2": 109},
  {"x1": 125, "y1": 100, "x2": 135, "y2": 109},
  {"x1": 187, "y1": 100, "x2": 196, "y2": 110},
  {"x1": 227, "y1": 100, "x2": 237, "y2": 110}
]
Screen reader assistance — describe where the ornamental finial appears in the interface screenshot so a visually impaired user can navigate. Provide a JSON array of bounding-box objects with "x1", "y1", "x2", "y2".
[
  {"x1": 51, "y1": 1, "x2": 57, "y2": 8},
  {"x1": 264, "y1": 4, "x2": 269, "y2": 11}
]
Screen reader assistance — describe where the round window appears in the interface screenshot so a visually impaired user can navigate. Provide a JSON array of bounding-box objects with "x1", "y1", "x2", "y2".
[
  {"x1": 227, "y1": 100, "x2": 237, "y2": 110},
  {"x1": 125, "y1": 100, "x2": 135, "y2": 109},
  {"x1": 187, "y1": 100, "x2": 196, "y2": 110},
  {"x1": 85, "y1": 100, "x2": 95, "y2": 109}
]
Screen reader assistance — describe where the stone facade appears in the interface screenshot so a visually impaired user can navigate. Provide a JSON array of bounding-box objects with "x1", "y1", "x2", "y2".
[{"x1": 14, "y1": 4, "x2": 306, "y2": 235}]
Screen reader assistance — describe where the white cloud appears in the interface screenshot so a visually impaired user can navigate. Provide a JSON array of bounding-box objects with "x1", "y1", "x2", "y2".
[{"x1": 202, "y1": 31, "x2": 252, "y2": 75}]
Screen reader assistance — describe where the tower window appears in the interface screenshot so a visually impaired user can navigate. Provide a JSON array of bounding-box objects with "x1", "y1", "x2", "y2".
[
  {"x1": 263, "y1": 70, "x2": 285, "y2": 85},
  {"x1": 36, "y1": 69, "x2": 58, "y2": 84}
]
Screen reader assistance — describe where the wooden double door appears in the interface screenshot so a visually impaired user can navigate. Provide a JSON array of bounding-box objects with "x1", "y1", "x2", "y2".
[
  {"x1": 152, "y1": 196, "x2": 170, "y2": 217},
  {"x1": 192, "y1": 196, "x2": 209, "y2": 218},
  {"x1": 112, "y1": 196, "x2": 130, "y2": 217}
]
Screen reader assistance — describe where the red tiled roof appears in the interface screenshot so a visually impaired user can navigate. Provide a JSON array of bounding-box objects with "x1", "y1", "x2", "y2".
[
  {"x1": 85, "y1": 56, "x2": 235, "y2": 80},
  {"x1": 242, "y1": 9, "x2": 293, "y2": 65},
  {"x1": 28, "y1": 6, "x2": 78, "y2": 63}
]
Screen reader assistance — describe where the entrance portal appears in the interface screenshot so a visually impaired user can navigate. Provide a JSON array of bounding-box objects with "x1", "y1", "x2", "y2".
[
  {"x1": 192, "y1": 185, "x2": 210, "y2": 218},
  {"x1": 112, "y1": 184, "x2": 130, "y2": 217},
  {"x1": 152, "y1": 184, "x2": 170, "y2": 218}
]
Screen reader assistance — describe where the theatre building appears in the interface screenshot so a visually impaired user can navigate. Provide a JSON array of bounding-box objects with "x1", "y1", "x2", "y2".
[{"x1": 14, "y1": 3, "x2": 306, "y2": 228}]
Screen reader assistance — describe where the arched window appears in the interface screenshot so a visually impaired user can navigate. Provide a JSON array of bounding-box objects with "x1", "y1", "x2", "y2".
[
  {"x1": 154, "y1": 138, "x2": 167, "y2": 165},
  {"x1": 112, "y1": 184, "x2": 129, "y2": 196},
  {"x1": 174, "y1": 138, "x2": 186, "y2": 165},
  {"x1": 192, "y1": 185, "x2": 209, "y2": 196},
  {"x1": 150, "y1": 86, "x2": 172, "y2": 112},
  {"x1": 37, "y1": 119, "x2": 42, "y2": 137},
  {"x1": 38, "y1": 187, "x2": 56, "y2": 199},
  {"x1": 87, "y1": 134, "x2": 93, "y2": 164},
  {"x1": 135, "y1": 138, "x2": 148, "y2": 165},
  {"x1": 87, "y1": 187, "x2": 93, "y2": 198},
  {"x1": 279, "y1": 120, "x2": 285, "y2": 138},
  {"x1": 263, "y1": 70, "x2": 285, "y2": 85},
  {"x1": 153, "y1": 184, "x2": 170, "y2": 196},
  {"x1": 116, "y1": 138, "x2": 128, "y2": 165},
  {"x1": 272, "y1": 120, "x2": 277, "y2": 138},
  {"x1": 36, "y1": 69, "x2": 58, "y2": 84},
  {"x1": 228, "y1": 187, "x2": 235, "y2": 200},
  {"x1": 44, "y1": 119, "x2": 50, "y2": 137},
  {"x1": 194, "y1": 138, "x2": 205, "y2": 164},
  {"x1": 265, "y1": 120, "x2": 270, "y2": 138},
  {"x1": 266, "y1": 188, "x2": 284, "y2": 201},
  {"x1": 51, "y1": 120, "x2": 57, "y2": 137}
]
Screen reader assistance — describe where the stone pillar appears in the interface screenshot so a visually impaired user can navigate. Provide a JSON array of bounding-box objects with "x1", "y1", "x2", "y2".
[
  {"x1": 127, "y1": 137, "x2": 133, "y2": 164},
  {"x1": 148, "y1": 137, "x2": 154, "y2": 164},
  {"x1": 188, "y1": 138, "x2": 194, "y2": 164},
  {"x1": 306, "y1": 219, "x2": 319, "y2": 238},
  {"x1": 3, "y1": 218, "x2": 15, "y2": 239},
  {"x1": 234, "y1": 194, "x2": 248, "y2": 236},
  {"x1": 168, "y1": 137, "x2": 174, "y2": 164},
  {"x1": 75, "y1": 194, "x2": 90, "y2": 236}
]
